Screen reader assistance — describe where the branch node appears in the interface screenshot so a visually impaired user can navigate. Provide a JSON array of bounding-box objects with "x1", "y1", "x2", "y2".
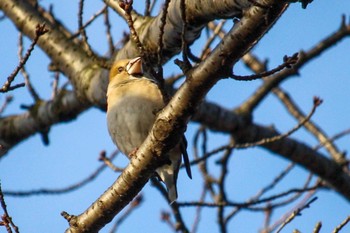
[
  {"x1": 313, "y1": 96, "x2": 323, "y2": 107},
  {"x1": 119, "y1": 0, "x2": 133, "y2": 13},
  {"x1": 61, "y1": 211, "x2": 75, "y2": 223},
  {"x1": 35, "y1": 23, "x2": 49, "y2": 36}
]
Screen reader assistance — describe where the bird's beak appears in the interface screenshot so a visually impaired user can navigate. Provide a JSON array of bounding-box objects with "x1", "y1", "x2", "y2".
[{"x1": 126, "y1": 57, "x2": 143, "y2": 75}]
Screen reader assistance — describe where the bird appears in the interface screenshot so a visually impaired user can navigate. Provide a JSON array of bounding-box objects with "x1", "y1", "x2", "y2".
[{"x1": 106, "y1": 57, "x2": 191, "y2": 204}]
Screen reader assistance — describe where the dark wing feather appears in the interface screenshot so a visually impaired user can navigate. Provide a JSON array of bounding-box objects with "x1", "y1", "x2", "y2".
[{"x1": 180, "y1": 135, "x2": 192, "y2": 179}]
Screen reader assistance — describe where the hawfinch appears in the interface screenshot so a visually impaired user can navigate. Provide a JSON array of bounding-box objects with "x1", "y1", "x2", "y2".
[{"x1": 106, "y1": 57, "x2": 191, "y2": 203}]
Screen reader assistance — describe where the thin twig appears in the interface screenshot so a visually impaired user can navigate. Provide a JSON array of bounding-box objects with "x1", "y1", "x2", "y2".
[
  {"x1": 257, "y1": 163, "x2": 295, "y2": 197},
  {"x1": 262, "y1": 205, "x2": 272, "y2": 233},
  {"x1": 231, "y1": 53, "x2": 299, "y2": 81},
  {"x1": 225, "y1": 163, "x2": 295, "y2": 223},
  {"x1": 144, "y1": 0, "x2": 158, "y2": 17},
  {"x1": 191, "y1": 185, "x2": 207, "y2": 233},
  {"x1": 156, "y1": 0, "x2": 171, "y2": 77},
  {"x1": 103, "y1": 7, "x2": 115, "y2": 55},
  {"x1": 119, "y1": 1, "x2": 161, "y2": 83},
  {"x1": 200, "y1": 21, "x2": 226, "y2": 61},
  {"x1": 332, "y1": 215, "x2": 350, "y2": 233},
  {"x1": 315, "y1": 128, "x2": 350, "y2": 150},
  {"x1": 273, "y1": 87, "x2": 346, "y2": 165},
  {"x1": 4, "y1": 151, "x2": 118, "y2": 197},
  {"x1": 78, "y1": 0, "x2": 94, "y2": 56},
  {"x1": 275, "y1": 197, "x2": 318, "y2": 233},
  {"x1": 119, "y1": 0, "x2": 145, "y2": 57},
  {"x1": 70, "y1": 6, "x2": 107, "y2": 39},
  {"x1": 18, "y1": 32, "x2": 40, "y2": 101},
  {"x1": 1, "y1": 24, "x2": 48, "y2": 93},
  {"x1": 267, "y1": 190, "x2": 317, "y2": 232},
  {"x1": 190, "y1": 97, "x2": 322, "y2": 166},
  {"x1": 109, "y1": 195, "x2": 143, "y2": 233},
  {"x1": 241, "y1": 49, "x2": 346, "y2": 165},
  {"x1": 99, "y1": 150, "x2": 124, "y2": 172},
  {"x1": 313, "y1": 222, "x2": 322, "y2": 233},
  {"x1": 239, "y1": 14, "x2": 350, "y2": 115},
  {"x1": 150, "y1": 178, "x2": 190, "y2": 233},
  {"x1": 0, "y1": 96, "x2": 13, "y2": 115},
  {"x1": 160, "y1": 210, "x2": 176, "y2": 231},
  {"x1": 192, "y1": 126, "x2": 217, "y2": 199},
  {"x1": 0, "y1": 182, "x2": 19, "y2": 233},
  {"x1": 260, "y1": 174, "x2": 315, "y2": 210},
  {"x1": 216, "y1": 138, "x2": 234, "y2": 233},
  {"x1": 178, "y1": 185, "x2": 320, "y2": 210},
  {"x1": 234, "y1": 97, "x2": 322, "y2": 146}
]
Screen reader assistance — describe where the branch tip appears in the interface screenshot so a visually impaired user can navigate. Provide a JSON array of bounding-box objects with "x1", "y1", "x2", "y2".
[
  {"x1": 313, "y1": 97, "x2": 323, "y2": 107},
  {"x1": 61, "y1": 211, "x2": 74, "y2": 222},
  {"x1": 99, "y1": 150, "x2": 107, "y2": 161},
  {"x1": 131, "y1": 194, "x2": 143, "y2": 207},
  {"x1": 231, "y1": 52, "x2": 299, "y2": 81},
  {"x1": 161, "y1": 211, "x2": 171, "y2": 222}
]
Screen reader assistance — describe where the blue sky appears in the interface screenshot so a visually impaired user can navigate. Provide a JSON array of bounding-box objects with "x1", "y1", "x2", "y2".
[{"x1": 1, "y1": 1, "x2": 350, "y2": 232}]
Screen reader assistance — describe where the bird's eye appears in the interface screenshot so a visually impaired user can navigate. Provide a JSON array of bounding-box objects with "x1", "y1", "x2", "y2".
[{"x1": 117, "y1": 67, "x2": 124, "y2": 73}]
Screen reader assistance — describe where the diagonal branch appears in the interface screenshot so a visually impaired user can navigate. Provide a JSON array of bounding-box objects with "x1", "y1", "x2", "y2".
[
  {"x1": 239, "y1": 15, "x2": 350, "y2": 115},
  {"x1": 0, "y1": 90, "x2": 88, "y2": 156},
  {"x1": 0, "y1": 0, "x2": 106, "y2": 105},
  {"x1": 114, "y1": 0, "x2": 252, "y2": 62},
  {"x1": 0, "y1": 24, "x2": 48, "y2": 93},
  {"x1": 63, "y1": 1, "x2": 289, "y2": 232},
  {"x1": 2, "y1": 0, "x2": 350, "y2": 226},
  {"x1": 0, "y1": 0, "x2": 253, "y2": 157}
]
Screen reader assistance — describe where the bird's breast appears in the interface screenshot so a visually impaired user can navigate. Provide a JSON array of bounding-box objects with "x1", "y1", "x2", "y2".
[{"x1": 107, "y1": 80, "x2": 164, "y2": 156}]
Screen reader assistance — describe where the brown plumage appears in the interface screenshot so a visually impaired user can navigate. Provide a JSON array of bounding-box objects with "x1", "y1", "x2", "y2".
[{"x1": 106, "y1": 57, "x2": 191, "y2": 203}]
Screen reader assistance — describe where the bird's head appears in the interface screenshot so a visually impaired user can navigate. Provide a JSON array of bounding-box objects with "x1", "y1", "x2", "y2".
[{"x1": 109, "y1": 57, "x2": 143, "y2": 84}]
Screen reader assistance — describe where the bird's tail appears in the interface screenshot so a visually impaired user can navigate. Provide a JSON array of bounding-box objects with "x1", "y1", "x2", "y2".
[{"x1": 156, "y1": 163, "x2": 179, "y2": 204}]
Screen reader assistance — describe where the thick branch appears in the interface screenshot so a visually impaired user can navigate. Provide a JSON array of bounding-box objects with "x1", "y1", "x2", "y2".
[
  {"x1": 0, "y1": 90, "x2": 88, "y2": 155},
  {"x1": 0, "y1": 0, "x2": 252, "y2": 157},
  {"x1": 64, "y1": 1, "x2": 289, "y2": 232},
  {"x1": 189, "y1": 98, "x2": 350, "y2": 201},
  {"x1": 114, "y1": 0, "x2": 251, "y2": 62}
]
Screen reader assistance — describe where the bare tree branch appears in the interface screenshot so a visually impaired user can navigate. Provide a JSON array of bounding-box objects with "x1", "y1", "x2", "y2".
[
  {"x1": 3, "y1": 151, "x2": 119, "y2": 197},
  {"x1": 1, "y1": 0, "x2": 349, "y2": 232},
  {"x1": 0, "y1": 23, "x2": 48, "y2": 93},
  {"x1": 63, "y1": 1, "x2": 289, "y2": 232},
  {"x1": 0, "y1": 182, "x2": 19, "y2": 233},
  {"x1": 275, "y1": 196, "x2": 318, "y2": 233},
  {"x1": 332, "y1": 215, "x2": 350, "y2": 233}
]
